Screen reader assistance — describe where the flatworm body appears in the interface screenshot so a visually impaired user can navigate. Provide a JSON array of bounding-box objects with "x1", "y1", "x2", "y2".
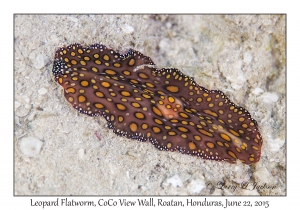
[{"x1": 52, "y1": 43, "x2": 263, "y2": 164}]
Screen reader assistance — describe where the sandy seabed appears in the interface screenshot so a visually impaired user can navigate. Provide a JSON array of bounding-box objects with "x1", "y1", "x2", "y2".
[{"x1": 14, "y1": 14, "x2": 286, "y2": 195}]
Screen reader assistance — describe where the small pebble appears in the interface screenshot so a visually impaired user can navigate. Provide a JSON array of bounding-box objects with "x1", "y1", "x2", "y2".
[
  {"x1": 27, "y1": 112, "x2": 36, "y2": 121},
  {"x1": 268, "y1": 137, "x2": 285, "y2": 152},
  {"x1": 187, "y1": 179, "x2": 205, "y2": 194},
  {"x1": 19, "y1": 137, "x2": 43, "y2": 157},
  {"x1": 252, "y1": 87, "x2": 264, "y2": 95},
  {"x1": 243, "y1": 52, "x2": 253, "y2": 64},
  {"x1": 67, "y1": 16, "x2": 78, "y2": 23},
  {"x1": 50, "y1": 34, "x2": 59, "y2": 43},
  {"x1": 17, "y1": 66, "x2": 25, "y2": 73},
  {"x1": 15, "y1": 101, "x2": 21, "y2": 109},
  {"x1": 227, "y1": 61, "x2": 245, "y2": 90},
  {"x1": 35, "y1": 54, "x2": 45, "y2": 69},
  {"x1": 15, "y1": 96, "x2": 31, "y2": 117},
  {"x1": 262, "y1": 92, "x2": 279, "y2": 105},
  {"x1": 38, "y1": 87, "x2": 48, "y2": 95},
  {"x1": 163, "y1": 175, "x2": 183, "y2": 188},
  {"x1": 166, "y1": 22, "x2": 172, "y2": 29},
  {"x1": 159, "y1": 39, "x2": 170, "y2": 51},
  {"x1": 253, "y1": 167, "x2": 274, "y2": 185},
  {"x1": 121, "y1": 24, "x2": 134, "y2": 34},
  {"x1": 23, "y1": 95, "x2": 30, "y2": 103},
  {"x1": 78, "y1": 148, "x2": 85, "y2": 160},
  {"x1": 15, "y1": 116, "x2": 20, "y2": 126}
]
